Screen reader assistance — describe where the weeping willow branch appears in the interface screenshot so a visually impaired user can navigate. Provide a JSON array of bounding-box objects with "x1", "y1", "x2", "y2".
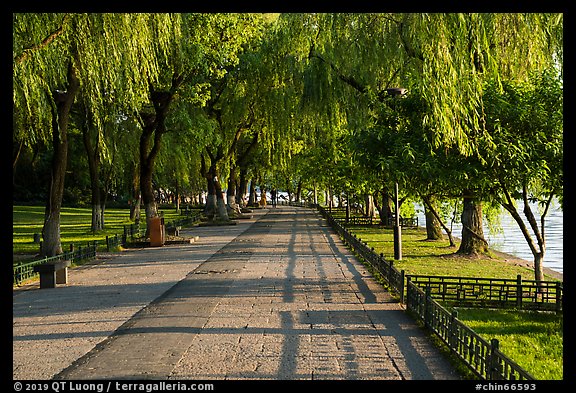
[
  {"x1": 308, "y1": 48, "x2": 367, "y2": 95},
  {"x1": 14, "y1": 14, "x2": 70, "y2": 65}
]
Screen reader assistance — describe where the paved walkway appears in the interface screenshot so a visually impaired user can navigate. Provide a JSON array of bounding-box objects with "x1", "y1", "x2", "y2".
[{"x1": 13, "y1": 207, "x2": 460, "y2": 380}]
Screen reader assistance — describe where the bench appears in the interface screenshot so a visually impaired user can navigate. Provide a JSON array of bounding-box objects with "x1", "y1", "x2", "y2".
[{"x1": 33, "y1": 260, "x2": 71, "y2": 289}]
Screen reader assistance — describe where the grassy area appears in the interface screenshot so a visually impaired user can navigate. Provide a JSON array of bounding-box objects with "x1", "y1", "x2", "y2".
[
  {"x1": 348, "y1": 224, "x2": 555, "y2": 280},
  {"x1": 338, "y1": 220, "x2": 563, "y2": 380},
  {"x1": 456, "y1": 308, "x2": 563, "y2": 380},
  {"x1": 13, "y1": 205, "x2": 192, "y2": 259}
]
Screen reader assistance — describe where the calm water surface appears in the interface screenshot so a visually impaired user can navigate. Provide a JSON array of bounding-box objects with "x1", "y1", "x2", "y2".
[{"x1": 416, "y1": 200, "x2": 563, "y2": 274}]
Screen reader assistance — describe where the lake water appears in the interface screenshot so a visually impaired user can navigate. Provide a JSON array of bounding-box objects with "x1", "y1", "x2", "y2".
[{"x1": 415, "y1": 200, "x2": 563, "y2": 274}]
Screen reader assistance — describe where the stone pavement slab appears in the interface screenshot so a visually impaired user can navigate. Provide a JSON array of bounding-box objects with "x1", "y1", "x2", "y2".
[
  {"x1": 13, "y1": 207, "x2": 460, "y2": 380},
  {"x1": 13, "y1": 211, "x2": 267, "y2": 380}
]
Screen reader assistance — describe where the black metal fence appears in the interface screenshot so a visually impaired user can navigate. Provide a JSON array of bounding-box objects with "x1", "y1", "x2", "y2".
[
  {"x1": 407, "y1": 274, "x2": 562, "y2": 312},
  {"x1": 13, "y1": 242, "x2": 98, "y2": 286},
  {"x1": 13, "y1": 211, "x2": 203, "y2": 286},
  {"x1": 315, "y1": 204, "x2": 562, "y2": 380},
  {"x1": 323, "y1": 206, "x2": 418, "y2": 227}
]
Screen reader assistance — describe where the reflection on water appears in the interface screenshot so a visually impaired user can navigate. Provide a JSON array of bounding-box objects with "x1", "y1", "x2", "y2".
[{"x1": 416, "y1": 200, "x2": 563, "y2": 274}]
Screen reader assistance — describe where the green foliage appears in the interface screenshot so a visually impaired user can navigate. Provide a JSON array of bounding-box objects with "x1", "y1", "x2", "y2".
[
  {"x1": 13, "y1": 13, "x2": 563, "y2": 240},
  {"x1": 282, "y1": 13, "x2": 562, "y2": 155},
  {"x1": 13, "y1": 13, "x2": 182, "y2": 142},
  {"x1": 482, "y1": 68, "x2": 563, "y2": 205}
]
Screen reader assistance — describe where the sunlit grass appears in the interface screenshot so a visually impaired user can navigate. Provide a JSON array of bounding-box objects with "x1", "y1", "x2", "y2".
[
  {"x1": 13, "y1": 205, "x2": 192, "y2": 258},
  {"x1": 348, "y1": 224, "x2": 541, "y2": 280},
  {"x1": 338, "y1": 217, "x2": 563, "y2": 380},
  {"x1": 456, "y1": 308, "x2": 563, "y2": 380}
]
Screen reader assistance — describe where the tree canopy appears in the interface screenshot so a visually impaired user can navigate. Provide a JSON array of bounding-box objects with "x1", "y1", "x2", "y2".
[{"x1": 13, "y1": 12, "x2": 563, "y2": 275}]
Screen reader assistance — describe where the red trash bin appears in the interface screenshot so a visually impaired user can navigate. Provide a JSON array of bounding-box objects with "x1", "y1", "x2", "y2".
[{"x1": 149, "y1": 216, "x2": 165, "y2": 247}]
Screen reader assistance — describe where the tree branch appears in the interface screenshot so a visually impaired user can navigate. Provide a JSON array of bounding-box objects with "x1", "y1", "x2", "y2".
[
  {"x1": 14, "y1": 15, "x2": 69, "y2": 65},
  {"x1": 308, "y1": 49, "x2": 367, "y2": 95},
  {"x1": 522, "y1": 184, "x2": 545, "y2": 251}
]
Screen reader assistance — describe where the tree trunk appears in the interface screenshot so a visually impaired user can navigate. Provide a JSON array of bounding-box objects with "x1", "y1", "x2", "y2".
[
  {"x1": 214, "y1": 174, "x2": 230, "y2": 221},
  {"x1": 422, "y1": 195, "x2": 455, "y2": 246},
  {"x1": 139, "y1": 76, "x2": 182, "y2": 235},
  {"x1": 248, "y1": 177, "x2": 257, "y2": 207},
  {"x1": 81, "y1": 117, "x2": 104, "y2": 232},
  {"x1": 373, "y1": 187, "x2": 394, "y2": 225},
  {"x1": 313, "y1": 182, "x2": 318, "y2": 205},
  {"x1": 175, "y1": 177, "x2": 180, "y2": 213},
  {"x1": 364, "y1": 194, "x2": 376, "y2": 218},
  {"x1": 499, "y1": 186, "x2": 549, "y2": 284},
  {"x1": 226, "y1": 165, "x2": 242, "y2": 216},
  {"x1": 423, "y1": 195, "x2": 443, "y2": 240},
  {"x1": 129, "y1": 161, "x2": 141, "y2": 223},
  {"x1": 295, "y1": 180, "x2": 303, "y2": 202},
  {"x1": 238, "y1": 167, "x2": 249, "y2": 207},
  {"x1": 139, "y1": 120, "x2": 159, "y2": 236},
  {"x1": 203, "y1": 157, "x2": 230, "y2": 222},
  {"x1": 204, "y1": 175, "x2": 217, "y2": 221},
  {"x1": 41, "y1": 61, "x2": 79, "y2": 257},
  {"x1": 457, "y1": 191, "x2": 489, "y2": 255}
]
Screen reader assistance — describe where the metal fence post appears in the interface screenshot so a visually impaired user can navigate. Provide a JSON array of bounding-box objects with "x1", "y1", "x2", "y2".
[
  {"x1": 488, "y1": 338, "x2": 502, "y2": 380},
  {"x1": 399, "y1": 269, "x2": 405, "y2": 303},
  {"x1": 556, "y1": 282, "x2": 562, "y2": 313},
  {"x1": 449, "y1": 310, "x2": 458, "y2": 350},
  {"x1": 516, "y1": 274, "x2": 522, "y2": 309},
  {"x1": 424, "y1": 286, "x2": 431, "y2": 328}
]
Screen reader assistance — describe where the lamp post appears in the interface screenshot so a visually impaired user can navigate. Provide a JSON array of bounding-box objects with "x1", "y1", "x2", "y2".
[
  {"x1": 393, "y1": 181, "x2": 402, "y2": 260},
  {"x1": 386, "y1": 87, "x2": 406, "y2": 260}
]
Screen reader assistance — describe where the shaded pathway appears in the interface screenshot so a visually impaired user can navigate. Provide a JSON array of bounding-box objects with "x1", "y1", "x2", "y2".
[{"x1": 14, "y1": 207, "x2": 460, "y2": 380}]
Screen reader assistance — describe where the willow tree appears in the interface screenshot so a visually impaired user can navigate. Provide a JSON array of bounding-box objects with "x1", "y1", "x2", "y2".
[
  {"x1": 276, "y1": 13, "x2": 562, "y2": 254},
  {"x1": 13, "y1": 13, "x2": 180, "y2": 256},
  {"x1": 149, "y1": 13, "x2": 267, "y2": 223},
  {"x1": 482, "y1": 70, "x2": 563, "y2": 283}
]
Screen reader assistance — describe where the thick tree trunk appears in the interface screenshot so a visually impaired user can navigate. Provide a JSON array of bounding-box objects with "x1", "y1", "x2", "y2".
[
  {"x1": 457, "y1": 191, "x2": 489, "y2": 255},
  {"x1": 41, "y1": 61, "x2": 79, "y2": 257},
  {"x1": 203, "y1": 160, "x2": 230, "y2": 222},
  {"x1": 373, "y1": 187, "x2": 393, "y2": 225},
  {"x1": 237, "y1": 167, "x2": 249, "y2": 207},
  {"x1": 214, "y1": 175, "x2": 230, "y2": 221},
  {"x1": 364, "y1": 194, "x2": 376, "y2": 218},
  {"x1": 140, "y1": 124, "x2": 158, "y2": 236},
  {"x1": 141, "y1": 161, "x2": 159, "y2": 235},
  {"x1": 204, "y1": 175, "x2": 217, "y2": 221},
  {"x1": 295, "y1": 180, "x2": 303, "y2": 202},
  {"x1": 226, "y1": 165, "x2": 242, "y2": 216},
  {"x1": 422, "y1": 195, "x2": 443, "y2": 240}
]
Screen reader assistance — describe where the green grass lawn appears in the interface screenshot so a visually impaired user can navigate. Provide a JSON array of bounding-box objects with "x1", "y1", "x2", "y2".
[
  {"x1": 347, "y1": 224, "x2": 556, "y2": 281},
  {"x1": 338, "y1": 220, "x2": 563, "y2": 380},
  {"x1": 13, "y1": 205, "x2": 193, "y2": 259},
  {"x1": 456, "y1": 308, "x2": 563, "y2": 380}
]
